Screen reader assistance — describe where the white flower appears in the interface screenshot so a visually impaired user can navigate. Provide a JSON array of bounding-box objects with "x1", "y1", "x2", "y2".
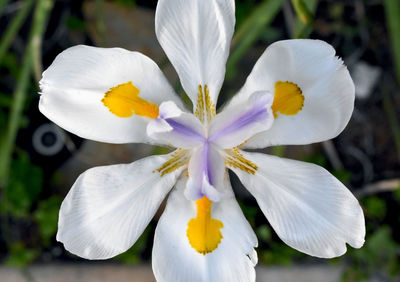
[{"x1": 38, "y1": 0, "x2": 365, "y2": 281}]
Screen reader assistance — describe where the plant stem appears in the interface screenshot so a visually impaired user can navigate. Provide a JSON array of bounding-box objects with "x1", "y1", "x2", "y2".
[
  {"x1": 293, "y1": 0, "x2": 317, "y2": 38},
  {"x1": 383, "y1": 0, "x2": 400, "y2": 161},
  {"x1": 226, "y1": 0, "x2": 284, "y2": 80},
  {"x1": 95, "y1": 0, "x2": 106, "y2": 45},
  {"x1": 383, "y1": 83, "x2": 400, "y2": 162},
  {"x1": 0, "y1": 0, "x2": 10, "y2": 16},
  {"x1": 384, "y1": 0, "x2": 400, "y2": 83},
  {"x1": 0, "y1": 0, "x2": 34, "y2": 64},
  {"x1": 0, "y1": 0, "x2": 54, "y2": 188}
]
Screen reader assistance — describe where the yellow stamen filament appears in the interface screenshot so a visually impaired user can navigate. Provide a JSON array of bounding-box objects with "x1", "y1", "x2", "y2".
[
  {"x1": 102, "y1": 81, "x2": 159, "y2": 118},
  {"x1": 271, "y1": 81, "x2": 304, "y2": 118},
  {"x1": 224, "y1": 148, "x2": 258, "y2": 175},
  {"x1": 187, "y1": 196, "x2": 223, "y2": 255},
  {"x1": 195, "y1": 84, "x2": 216, "y2": 124},
  {"x1": 154, "y1": 149, "x2": 190, "y2": 176}
]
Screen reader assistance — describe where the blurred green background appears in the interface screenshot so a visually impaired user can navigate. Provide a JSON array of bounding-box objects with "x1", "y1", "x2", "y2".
[{"x1": 0, "y1": 0, "x2": 399, "y2": 281}]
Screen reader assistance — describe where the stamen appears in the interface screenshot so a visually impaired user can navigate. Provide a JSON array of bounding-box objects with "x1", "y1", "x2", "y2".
[
  {"x1": 155, "y1": 149, "x2": 190, "y2": 176},
  {"x1": 102, "y1": 82, "x2": 159, "y2": 118},
  {"x1": 271, "y1": 81, "x2": 304, "y2": 118},
  {"x1": 224, "y1": 148, "x2": 258, "y2": 175},
  {"x1": 194, "y1": 85, "x2": 216, "y2": 124},
  {"x1": 187, "y1": 196, "x2": 223, "y2": 255}
]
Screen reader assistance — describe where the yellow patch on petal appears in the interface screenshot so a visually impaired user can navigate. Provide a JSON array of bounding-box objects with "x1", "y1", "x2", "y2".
[
  {"x1": 187, "y1": 196, "x2": 223, "y2": 255},
  {"x1": 102, "y1": 81, "x2": 159, "y2": 118},
  {"x1": 271, "y1": 81, "x2": 304, "y2": 118}
]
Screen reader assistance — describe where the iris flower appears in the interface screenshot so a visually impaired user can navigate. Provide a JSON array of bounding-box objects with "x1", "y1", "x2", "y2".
[{"x1": 38, "y1": 0, "x2": 365, "y2": 280}]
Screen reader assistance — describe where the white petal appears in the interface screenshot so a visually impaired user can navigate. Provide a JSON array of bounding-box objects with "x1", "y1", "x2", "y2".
[
  {"x1": 147, "y1": 101, "x2": 206, "y2": 148},
  {"x1": 152, "y1": 176, "x2": 258, "y2": 282},
  {"x1": 209, "y1": 92, "x2": 274, "y2": 148},
  {"x1": 227, "y1": 39, "x2": 355, "y2": 148},
  {"x1": 231, "y1": 151, "x2": 365, "y2": 258},
  {"x1": 56, "y1": 153, "x2": 185, "y2": 260},
  {"x1": 155, "y1": 0, "x2": 235, "y2": 106},
  {"x1": 39, "y1": 45, "x2": 184, "y2": 144}
]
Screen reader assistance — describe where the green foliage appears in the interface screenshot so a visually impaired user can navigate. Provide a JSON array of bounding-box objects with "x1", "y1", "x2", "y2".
[
  {"x1": 342, "y1": 227, "x2": 399, "y2": 281},
  {"x1": 65, "y1": 16, "x2": 86, "y2": 31},
  {"x1": 114, "y1": 0, "x2": 136, "y2": 7},
  {"x1": 226, "y1": 0, "x2": 284, "y2": 80},
  {"x1": 0, "y1": 0, "x2": 54, "y2": 187},
  {"x1": 235, "y1": 0, "x2": 257, "y2": 27},
  {"x1": 238, "y1": 200, "x2": 258, "y2": 226},
  {"x1": 0, "y1": 98, "x2": 8, "y2": 139},
  {"x1": 384, "y1": 0, "x2": 400, "y2": 161},
  {"x1": 0, "y1": 92, "x2": 12, "y2": 108},
  {"x1": 292, "y1": 0, "x2": 317, "y2": 38},
  {"x1": 303, "y1": 152, "x2": 327, "y2": 167},
  {"x1": 0, "y1": 52, "x2": 19, "y2": 78},
  {"x1": 291, "y1": 0, "x2": 313, "y2": 25},
  {"x1": 261, "y1": 244, "x2": 303, "y2": 266},
  {"x1": 0, "y1": 0, "x2": 34, "y2": 64},
  {"x1": 362, "y1": 196, "x2": 387, "y2": 221},
  {"x1": 332, "y1": 169, "x2": 352, "y2": 183},
  {"x1": 255, "y1": 224, "x2": 304, "y2": 266},
  {"x1": 4, "y1": 243, "x2": 38, "y2": 268},
  {"x1": 1, "y1": 152, "x2": 43, "y2": 218},
  {"x1": 384, "y1": 0, "x2": 400, "y2": 84},
  {"x1": 256, "y1": 224, "x2": 272, "y2": 242},
  {"x1": 34, "y1": 196, "x2": 63, "y2": 246},
  {"x1": 393, "y1": 188, "x2": 400, "y2": 202}
]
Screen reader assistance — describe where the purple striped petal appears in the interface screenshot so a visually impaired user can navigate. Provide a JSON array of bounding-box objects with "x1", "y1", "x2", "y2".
[
  {"x1": 185, "y1": 143, "x2": 225, "y2": 201},
  {"x1": 208, "y1": 92, "x2": 274, "y2": 148},
  {"x1": 147, "y1": 101, "x2": 206, "y2": 148}
]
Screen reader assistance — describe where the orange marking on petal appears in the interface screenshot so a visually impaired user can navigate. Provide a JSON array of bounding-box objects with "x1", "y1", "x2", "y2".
[
  {"x1": 102, "y1": 81, "x2": 159, "y2": 118},
  {"x1": 187, "y1": 196, "x2": 223, "y2": 255},
  {"x1": 271, "y1": 81, "x2": 304, "y2": 118}
]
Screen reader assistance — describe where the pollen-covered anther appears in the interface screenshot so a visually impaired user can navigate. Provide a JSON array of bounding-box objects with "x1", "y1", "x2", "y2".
[
  {"x1": 102, "y1": 81, "x2": 159, "y2": 118},
  {"x1": 195, "y1": 84, "x2": 216, "y2": 124},
  {"x1": 155, "y1": 149, "x2": 190, "y2": 176},
  {"x1": 271, "y1": 81, "x2": 304, "y2": 118},
  {"x1": 187, "y1": 196, "x2": 223, "y2": 255},
  {"x1": 224, "y1": 148, "x2": 258, "y2": 175}
]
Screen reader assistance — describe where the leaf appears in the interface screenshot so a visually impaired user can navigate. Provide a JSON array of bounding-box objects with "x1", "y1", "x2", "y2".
[
  {"x1": 362, "y1": 196, "x2": 387, "y2": 220},
  {"x1": 1, "y1": 152, "x2": 43, "y2": 218},
  {"x1": 5, "y1": 242, "x2": 38, "y2": 268},
  {"x1": 33, "y1": 196, "x2": 63, "y2": 246}
]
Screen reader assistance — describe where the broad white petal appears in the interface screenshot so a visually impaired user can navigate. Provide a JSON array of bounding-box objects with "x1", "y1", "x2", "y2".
[
  {"x1": 185, "y1": 144, "x2": 226, "y2": 201},
  {"x1": 57, "y1": 153, "x2": 185, "y2": 260},
  {"x1": 153, "y1": 176, "x2": 258, "y2": 282},
  {"x1": 147, "y1": 101, "x2": 206, "y2": 148},
  {"x1": 40, "y1": 45, "x2": 183, "y2": 144},
  {"x1": 209, "y1": 92, "x2": 274, "y2": 148},
  {"x1": 228, "y1": 39, "x2": 354, "y2": 148},
  {"x1": 231, "y1": 151, "x2": 365, "y2": 258},
  {"x1": 156, "y1": 0, "x2": 235, "y2": 106}
]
